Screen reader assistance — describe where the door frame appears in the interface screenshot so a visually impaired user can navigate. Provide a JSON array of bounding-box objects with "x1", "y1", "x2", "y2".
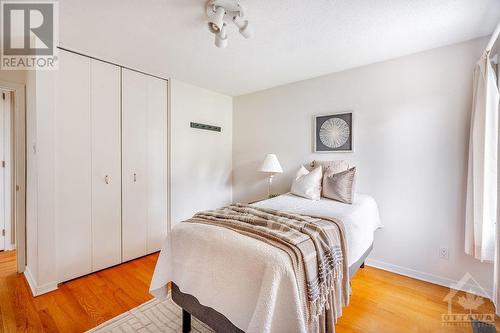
[{"x1": 0, "y1": 80, "x2": 26, "y2": 273}]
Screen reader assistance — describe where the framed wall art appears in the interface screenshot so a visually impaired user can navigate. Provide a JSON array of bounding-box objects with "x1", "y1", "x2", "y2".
[{"x1": 314, "y1": 112, "x2": 353, "y2": 152}]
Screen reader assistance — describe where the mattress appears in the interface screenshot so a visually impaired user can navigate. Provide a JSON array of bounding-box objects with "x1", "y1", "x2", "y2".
[{"x1": 252, "y1": 193, "x2": 382, "y2": 265}]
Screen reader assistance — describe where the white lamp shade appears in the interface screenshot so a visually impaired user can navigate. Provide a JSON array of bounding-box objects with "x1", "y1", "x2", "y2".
[{"x1": 258, "y1": 154, "x2": 283, "y2": 173}]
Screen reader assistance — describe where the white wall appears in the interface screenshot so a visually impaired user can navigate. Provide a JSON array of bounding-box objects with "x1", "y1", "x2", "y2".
[
  {"x1": 0, "y1": 71, "x2": 26, "y2": 85},
  {"x1": 233, "y1": 37, "x2": 494, "y2": 293},
  {"x1": 25, "y1": 71, "x2": 38, "y2": 284},
  {"x1": 170, "y1": 79, "x2": 233, "y2": 226},
  {"x1": 24, "y1": 70, "x2": 58, "y2": 295}
]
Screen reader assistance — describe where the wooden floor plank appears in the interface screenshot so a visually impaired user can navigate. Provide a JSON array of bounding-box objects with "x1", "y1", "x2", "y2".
[{"x1": 0, "y1": 250, "x2": 498, "y2": 332}]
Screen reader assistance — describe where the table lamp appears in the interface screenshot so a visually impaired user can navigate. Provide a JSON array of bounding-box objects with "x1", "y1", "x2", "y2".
[{"x1": 258, "y1": 154, "x2": 283, "y2": 198}]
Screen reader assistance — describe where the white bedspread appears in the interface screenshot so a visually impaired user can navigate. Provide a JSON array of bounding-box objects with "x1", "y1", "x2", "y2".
[
  {"x1": 150, "y1": 193, "x2": 382, "y2": 333},
  {"x1": 253, "y1": 193, "x2": 382, "y2": 265}
]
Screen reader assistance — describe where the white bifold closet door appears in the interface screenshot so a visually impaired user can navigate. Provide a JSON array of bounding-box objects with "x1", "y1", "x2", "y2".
[
  {"x1": 122, "y1": 69, "x2": 167, "y2": 262},
  {"x1": 55, "y1": 51, "x2": 92, "y2": 282},
  {"x1": 56, "y1": 51, "x2": 121, "y2": 282},
  {"x1": 90, "y1": 60, "x2": 122, "y2": 272}
]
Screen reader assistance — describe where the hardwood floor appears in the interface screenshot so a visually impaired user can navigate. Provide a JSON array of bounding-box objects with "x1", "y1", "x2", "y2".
[
  {"x1": 0, "y1": 249, "x2": 498, "y2": 332},
  {"x1": 0, "y1": 250, "x2": 157, "y2": 332},
  {"x1": 337, "y1": 267, "x2": 500, "y2": 333}
]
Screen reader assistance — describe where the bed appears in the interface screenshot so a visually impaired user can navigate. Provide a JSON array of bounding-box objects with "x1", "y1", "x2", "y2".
[{"x1": 150, "y1": 193, "x2": 382, "y2": 333}]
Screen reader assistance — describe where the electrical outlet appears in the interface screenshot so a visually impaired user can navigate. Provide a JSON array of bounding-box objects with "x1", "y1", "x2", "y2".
[{"x1": 439, "y1": 247, "x2": 450, "y2": 260}]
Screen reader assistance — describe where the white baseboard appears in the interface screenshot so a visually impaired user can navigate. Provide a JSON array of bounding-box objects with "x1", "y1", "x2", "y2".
[
  {"x1": 4, "y1": 243, "x2": 15, "y2": 251},
  {"x1": 3, "y1": 244, "x2": 16, "y2": 251},
  {"x1": 365, "y1": 258, "x2": 492, "y2": 299},
  {"x1": 23, "y1": 266, "x2": 58, "y2": 296}
]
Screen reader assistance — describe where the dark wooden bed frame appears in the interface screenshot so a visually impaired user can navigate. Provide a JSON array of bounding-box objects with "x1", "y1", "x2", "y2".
[{"x1": 172, "y1": 243, "x2": 373, "y2": 333}]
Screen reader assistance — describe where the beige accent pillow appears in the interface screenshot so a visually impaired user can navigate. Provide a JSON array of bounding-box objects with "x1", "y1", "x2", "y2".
[
  {"x1": 291, "y1": 166, "x2": 322, "y2": 200},
  {"x1": 322, "y1": 167, "x2": 356, "y2": 204},
  {"x1": 312, "y1": 160, "x2": 349, "y2": 174}
]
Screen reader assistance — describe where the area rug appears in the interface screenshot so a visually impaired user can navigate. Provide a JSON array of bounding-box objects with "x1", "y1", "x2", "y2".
[{"x1": 87, "y1": 295, "x2": 213, "y2": 333}]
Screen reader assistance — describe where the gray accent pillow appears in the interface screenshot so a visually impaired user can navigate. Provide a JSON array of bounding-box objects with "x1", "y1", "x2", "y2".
[
  {"x1": 322, "y1": 167, "x2": 356, "y2": 204},
  {"x1": 312, "y1": 160, "x2": 349, "y2": 174}
]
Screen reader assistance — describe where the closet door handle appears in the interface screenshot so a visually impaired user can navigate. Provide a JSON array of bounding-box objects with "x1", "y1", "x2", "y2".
[
  {"x1": 133, "y1": 172, "x2": 137, "y2": 182},
  {"x1": 105, "y1": 175, "x2": 110, "y2": 184}
]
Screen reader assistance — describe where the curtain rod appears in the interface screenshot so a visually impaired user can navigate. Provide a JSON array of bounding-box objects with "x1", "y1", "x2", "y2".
[{"x1": 486, "y1": 20, "x2": 500, "y2": 52}]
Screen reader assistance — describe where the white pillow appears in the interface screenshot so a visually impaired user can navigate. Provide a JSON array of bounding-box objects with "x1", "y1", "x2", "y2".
[{"x1": 291, "y1": 166, "x2": 322, "y2": 200}]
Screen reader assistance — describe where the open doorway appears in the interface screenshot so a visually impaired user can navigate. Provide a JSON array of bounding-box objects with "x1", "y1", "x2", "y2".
[
  {"x1": 0, "y1": 90, "x2": 14, "y2": 252},
  {"x1": 0, "y1": 80, "x2": 26, "y2": 274}
]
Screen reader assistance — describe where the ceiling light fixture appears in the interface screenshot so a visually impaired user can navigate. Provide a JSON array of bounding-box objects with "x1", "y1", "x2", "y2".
[{"x1": 206, "y1": 0, "x2": 252, "y2": 48}]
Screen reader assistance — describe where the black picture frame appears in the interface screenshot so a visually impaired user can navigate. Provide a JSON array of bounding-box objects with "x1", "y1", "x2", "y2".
[{"x1": 314, "y1": 112, "x2": 353, "y2": 152}]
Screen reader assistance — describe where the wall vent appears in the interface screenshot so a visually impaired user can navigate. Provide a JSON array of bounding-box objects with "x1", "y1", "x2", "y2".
[{"x1": 190, "y1": 122, "x2": 221, "y2": 132}]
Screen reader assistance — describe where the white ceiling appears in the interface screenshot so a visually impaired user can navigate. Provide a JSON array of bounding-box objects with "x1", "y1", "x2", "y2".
[{"x1": 59, "y1": 0, "x2": 500, "y2": 96}]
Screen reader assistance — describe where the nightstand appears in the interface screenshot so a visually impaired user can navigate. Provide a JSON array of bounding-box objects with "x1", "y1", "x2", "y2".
[
  {"x1": 248, "y1": 194, "x2": 280, "y2": 204},
  {"x1": 248, "y1": 198, "x2": 266, "y2": 204}
]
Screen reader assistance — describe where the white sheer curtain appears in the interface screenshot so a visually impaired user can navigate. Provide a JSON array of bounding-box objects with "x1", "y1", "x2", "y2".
[
  {"x1": 495, "y1": 55, "x2": 500, "y2": 316},
  {"x1": 465, "y1": 51, "x2": 499, "y2": 263}
]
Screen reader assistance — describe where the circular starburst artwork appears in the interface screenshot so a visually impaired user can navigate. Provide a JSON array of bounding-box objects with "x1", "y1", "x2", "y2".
[{"x1": 319, "y1": 118, "x2": 350, "y2": 148}]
